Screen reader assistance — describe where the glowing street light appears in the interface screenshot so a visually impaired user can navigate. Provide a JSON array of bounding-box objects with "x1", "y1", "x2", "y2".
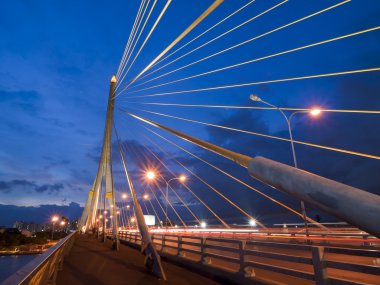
[
  {"x1": 131, "y1": 217, "x2": 136, "y2": 223},
  {"x1": 310, "y1": 108, "x2": 321, "y2": 116},
  {"x1": 126, "y1": 205, "x2": 130, "y2": 209},
  {"x1": 99, "y1": 215, "x2": 103, "y2": 219},
  {"x1": 200, "y1": 221, "x2": 207, "y2": 228},
  {"x1": 146, "y1": 170, "x2": 187, "y2": 228},
  {"x1": 122, "y1": 193, "x2": 128, "y2": 199},
  {"x1": 51, "y1": 215, "x2": 59, "y2": 240},
  {"x1": 116, "y1": 210, "x2": 120, "y2": 215},
  {"x1": 146, "y1": 170, "x2": 156, "y2": 180},
  {"x1": 60, "y1": 221, "x2": 66, "y2": 226},
  {"x1": 143, "y1": 194, "x2": 149, "y2": 200},
  {"x1": 250, "y1": 94, "x2": 323, "y2": 238}
]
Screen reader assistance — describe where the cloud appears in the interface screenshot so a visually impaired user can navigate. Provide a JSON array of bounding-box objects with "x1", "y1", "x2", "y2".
[{"x1": 0, "y1": 179, "x2": 64, "y2": 194}]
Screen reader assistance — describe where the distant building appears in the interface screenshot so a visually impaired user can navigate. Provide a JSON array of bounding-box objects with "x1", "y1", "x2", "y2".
[{"x1": 13, "y1": 221, "x2": 44, "y2": 233}]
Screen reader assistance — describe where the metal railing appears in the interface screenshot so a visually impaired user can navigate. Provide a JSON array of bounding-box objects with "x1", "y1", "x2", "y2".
[
  {"x1": 2, "y1": 231, "x2": 77, "y2": 285},
  {"x1": 118, "y1": 231, "x2": 380, "y2": 285}
]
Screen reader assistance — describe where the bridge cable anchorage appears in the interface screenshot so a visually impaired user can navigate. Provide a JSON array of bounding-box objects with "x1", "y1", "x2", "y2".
[
  {"x1": 115, "y1": 126, "x2": 167, "y2": 280},
  {"x1": 116, "y1": 0, "x2": 158, "y2": 89},
  {"x1": 129, "y1": 0, "x2": 288, "y2": 88},
  {"x1": 128, "y1": 26, "x2": 380, "y2": 94},
  {"x1": 124, "y1": 67, "x2": 380, "y2": 99},
  {"x1": 123, "y1": 115, "x2": 229, "y2": 228},
  {"x1": 117, "y1": 0, "x2": 151, "y2": 81},
  {"x1": 114, "y1": 0, "x2": 224, "y2": 98},
  {"x1": 142, "y1": 125, "x2": 325, "y2": 229},
  {"x1": 123, "y1": 107, "x2": 380, "y2": 161},
  {"x1": 128, "y1": 112, "x2": 380, "y2": 238},
  {"x1": 145, "y1": 0, "x2": 257, "y2": 73},
  {"x1": 116, "y1": 0, "x2": 172, "y2": 90},
  {"x1": 142, "y1": 130, "x2": 266, "y2": 229},
  {"x1": 119, "y1": 132, "x2": 178, "y2": 226},
  {"x1": 116, "y1": 0, "x2": 146, "y2": 79},
  {"x1": 123, "y1": 0, "x2": 350, "y2": 92},
  {"x1": 122, "y1": 101, "x2": 380, "y2": 115}
]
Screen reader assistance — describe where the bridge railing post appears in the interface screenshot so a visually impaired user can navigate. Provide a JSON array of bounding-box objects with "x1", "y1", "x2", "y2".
[
  {"x1": 238, "y1": 240, "x2": 245, "y2": 275},
  {"x1": 177, "y1": 236, "x2": 182, "y2": 257},
  {"x1": 311, "y1": 246, "x2": 328, "y2": 285},
  {"x1": 201, "y1": 237, "x2": 208, "y2": 264},
  {"x1": 162, "y1": 234, "x2": 166, "y2": 253}
]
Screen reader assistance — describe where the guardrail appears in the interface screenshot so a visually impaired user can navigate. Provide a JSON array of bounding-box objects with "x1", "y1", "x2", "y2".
[
  {"x1": 2, "y1": 231, "x2": 77, "y2": 285},
  {"x1": 118, "y1": 231, "x2": 380, "y2": 285}
]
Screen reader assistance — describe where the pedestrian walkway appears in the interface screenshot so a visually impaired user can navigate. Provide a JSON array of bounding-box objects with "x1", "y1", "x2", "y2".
[{"x1": 57, "y1": 235, "x2": 221, "y2": 285}]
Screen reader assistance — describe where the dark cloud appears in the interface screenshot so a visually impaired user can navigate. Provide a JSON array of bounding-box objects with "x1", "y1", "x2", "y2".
[{"x1": 0, "y1": 180, "x2": 64, "y2": 194}]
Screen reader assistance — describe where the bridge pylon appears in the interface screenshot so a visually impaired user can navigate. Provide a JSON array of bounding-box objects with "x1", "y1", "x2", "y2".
[{"x1": 79, "y1": 75, "x2": 119, "y2": 251}]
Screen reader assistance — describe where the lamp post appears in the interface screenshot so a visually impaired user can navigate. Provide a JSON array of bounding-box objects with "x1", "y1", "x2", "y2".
[
  {"x1": 250, "y1": 94, "x2": 322, "y2": 238},
  {"x1": 51, "y1": 215, "x2": 59, "y2": 240},
  {"x1": 146, "y1": 171, "x2": 186, "y2": 228}
]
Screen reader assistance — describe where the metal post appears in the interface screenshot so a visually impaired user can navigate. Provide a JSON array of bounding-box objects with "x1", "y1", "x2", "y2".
[
  {"x1": 311, "y1": 246, "x2": 328, "y2": 285},
  {"x1": 51, "y1": 223, "x2": 55, "y2": 240},
  {"x1": 256, "y1": 98, "x2": 310, "y2": 239},
  {"x1": 103, "y1": 180, "x2": 106, "y2": 243},
  {"x1": 166, "y1": 182, "x2": 169, "y2": 229}
]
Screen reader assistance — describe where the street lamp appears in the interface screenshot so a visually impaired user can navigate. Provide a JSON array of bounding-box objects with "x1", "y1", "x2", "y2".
[
  {"x1": 122, "y1": 193, "x2": 128, "y2": 199},
  {"x1": 250, "y1": 94, "x2": 322, "y2": 237},
  {"x1": 200, "y1": 221, "x2": 207, "y2": 228},
  {"x1": 51, "y1": 215, "x2": 59, "y2": 240},
  {"x1": 143, "y1": 194, "x2": 149, "y2": 200},
  {"x1": 146, "y1": 170, "x2": 187, "y2": 227}
]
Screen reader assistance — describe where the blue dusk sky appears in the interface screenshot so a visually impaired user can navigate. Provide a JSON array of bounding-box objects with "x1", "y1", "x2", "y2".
[{"x1": 0, "y1": 0, "x2": 379, "y2": 227}]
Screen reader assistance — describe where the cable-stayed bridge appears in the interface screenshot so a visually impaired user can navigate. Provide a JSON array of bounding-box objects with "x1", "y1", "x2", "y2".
[{"x1": 3, "y1": 1, "x2": 380, "y2": 284}]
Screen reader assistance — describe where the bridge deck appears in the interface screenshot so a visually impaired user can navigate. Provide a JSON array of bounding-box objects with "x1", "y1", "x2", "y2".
[{"x1": 56, "y1": 234, "x2": 221, "y2": 285}]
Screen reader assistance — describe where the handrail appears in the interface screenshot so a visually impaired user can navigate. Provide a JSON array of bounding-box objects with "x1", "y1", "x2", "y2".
[
  {"x1": 118, "y1": 231, "x2": 380, "y2": 285},
  {"x1": 2, "y1": 231, "x2": 77, "y2": 285}
]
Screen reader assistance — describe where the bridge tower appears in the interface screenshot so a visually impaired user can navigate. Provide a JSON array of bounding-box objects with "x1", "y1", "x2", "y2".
[{"x1": 79, "y1": 75, "x2": 119, "y2": 250}]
